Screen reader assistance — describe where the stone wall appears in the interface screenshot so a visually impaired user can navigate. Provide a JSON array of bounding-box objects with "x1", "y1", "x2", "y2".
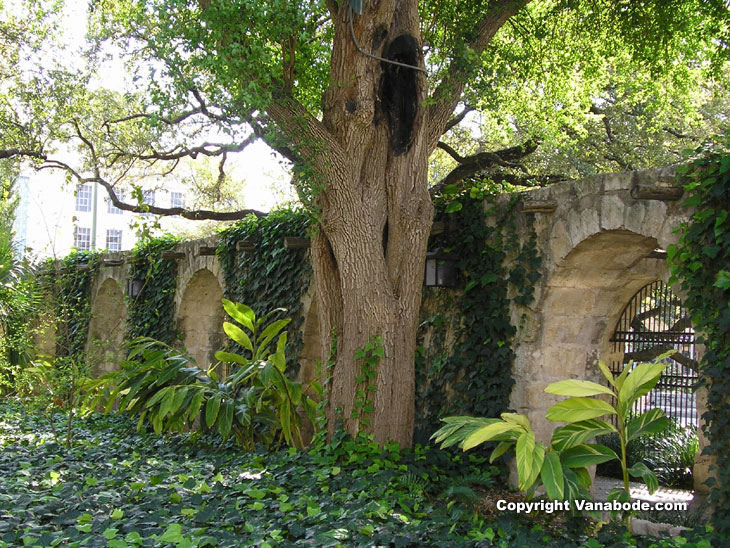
[{"x1": 79, "y1": 165, "x2": 713, "y2": 490}]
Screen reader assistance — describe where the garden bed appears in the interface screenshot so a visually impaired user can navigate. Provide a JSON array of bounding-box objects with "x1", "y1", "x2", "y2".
[{"x1": 0, "y1": 404, "x2": 717, "y2": 547}]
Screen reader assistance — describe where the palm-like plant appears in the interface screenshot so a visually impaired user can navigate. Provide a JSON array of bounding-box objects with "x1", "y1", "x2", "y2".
[{"x1": 87, "y1": 299, "x2": 320, "y2": 450}]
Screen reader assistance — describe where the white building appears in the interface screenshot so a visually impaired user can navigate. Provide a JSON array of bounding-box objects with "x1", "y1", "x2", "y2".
[{"x1": 12, "y1": 167, "x2": 190, "y2": 260}]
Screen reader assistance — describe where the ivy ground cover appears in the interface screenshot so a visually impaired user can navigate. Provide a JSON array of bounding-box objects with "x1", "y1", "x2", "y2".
[{"x1": 0, "y1": 404, "x2": 716, "y2": 548}]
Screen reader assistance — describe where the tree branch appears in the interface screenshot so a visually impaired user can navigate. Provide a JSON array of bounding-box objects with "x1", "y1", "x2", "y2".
[
  {"x1": 443, "y1": 105, "x2": 475, "y2": 135},
  {"x1": 426, "y1": 0, "x2": 530, "y2": 151},
  {"x1": 39, "y1": 159, "x2": 267, "y2": 220},
  {"x1": 431, "y1": 138, "x2": 540, "y2": 194}
]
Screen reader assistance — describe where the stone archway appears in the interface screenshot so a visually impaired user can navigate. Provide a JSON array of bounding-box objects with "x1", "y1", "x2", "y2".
[
  {"x1": 86, "y1": 277, "x2": 127, "y2": 376},
  {"x1": 515, "y1": 229, "x2": 668, "y2": 443},
  {"x1": 176, "y1": 268, "x2": 224, "y2": 370}
]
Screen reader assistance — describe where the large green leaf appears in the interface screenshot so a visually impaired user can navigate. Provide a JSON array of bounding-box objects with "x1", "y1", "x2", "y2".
[
  {"x1": 222, "y1": 298, "x2": 255, "y2": 332},
  {"x1": 463, "y1": 421, "x2": 521, "y2": 451},
  {"x1": 540, "y1": 452, "x2": 564, "y2": 500},
  {"x1": 560, "y1": 444, "x2": 618, "y2": 468},
  {"x1": 501, "y1": 413, "x2": 531, "y2": 429},
  {"x1": 223, "y1": 322, "x2": 254, "y2": 353},
  {"x1": 598, "y1": 361, "x2": 616, "y2": 388},
  {"x1": 546, "y1": 397, "x2": 616, "y2": 422},
  {"x1": 515, "y1": 430, "x2": 535, "y2": 490},
  {"x1": 544, "y1": 379, "x2": 615, "y2": 398},
  {"x1": 551, "y1": 419, "x2": 617, "y2": 451},
  {"x1": 628, "y1": 462, "x2": 659, "y2": 494},
  {"x1": 617, "y1": 362, "x2": 667, "y2": 414},
  {"x1": 526, "y1": 443, "x2": 545, "y2": 491},
  {"x1": 489, "y1": 441, "x2": 514, "y2": 463},
  {"x1": 626, "y1": 408, "x2": 669, "y2": 441},
  {"x1": 431, "y1": 417, "x2": 502, "y2": 449},
  {"x1": 206, "y1": 394, "x2": 222, "y2": 428},
  {"x1": 256, "y1": 319, "x2": 292, "y2": 358},
  {"x1": 218, "y1": 399, "x2": 233, "y2": 439}
]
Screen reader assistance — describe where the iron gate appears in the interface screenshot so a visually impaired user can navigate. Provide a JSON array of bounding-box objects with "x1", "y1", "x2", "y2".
[{"x1": 609, "y1": 280, "x2": 698, "y2": 426}]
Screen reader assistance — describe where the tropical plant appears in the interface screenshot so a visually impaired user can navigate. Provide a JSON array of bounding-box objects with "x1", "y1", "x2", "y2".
[
  {"x1": 18, "y1": 356, "x2": 92, "y2": 449},
  {"x1": 433, "y1": 357, "x2": 671, "y2": 521},
  {"x1": 88, "y1": 299, "x2": 320, "y2": 449}
]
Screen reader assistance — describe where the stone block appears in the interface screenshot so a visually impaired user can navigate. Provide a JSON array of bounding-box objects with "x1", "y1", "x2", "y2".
[{"x1": 599, "y1": 194, "x2": 627, "y2": 232}]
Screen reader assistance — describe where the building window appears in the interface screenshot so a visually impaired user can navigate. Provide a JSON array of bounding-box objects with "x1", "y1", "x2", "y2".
[
  {"x1": 142, "y1": 190, "x2": 155, "y2": 216},
  {"x1": 170, "y1": 192, "x2": 185, "y2": 209},
  {"x1": 107, "y1": 190, "x2": 124, "y2": 214},
  {"x1": 106, "y1": 229, "x2": 122, "y2": 251},
  {"x1": 74, "y1": 227, "x2": 91, "y2": 250},
  {"x1": 76, "y1": 184, "x2": 92, "y2": 212}
]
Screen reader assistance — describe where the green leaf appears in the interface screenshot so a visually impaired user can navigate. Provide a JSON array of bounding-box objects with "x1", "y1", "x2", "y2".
[
  {"x1": 545, "y1": 379, "x2": 616, "y2": 398},
  {"x1": 598, "y1": 361, "x2": 616, "y2": 388},
  {"x1": 515, "y1": 430, "x2": 535, "y2": 491},
  {"x1": 445, "y1": 201, "x2": 462, "y2": 213},
  {"x1": 218, "y1": 400, "x2": 233, "y2": 439},
  {"x1": 546, "y1": 397, "x2": 616, "y2": 422},
  {"x1": 618, "y1": 362, "x2": 667, "y2": 414},
  {"x1": 462, "y1": 421, "x2": 520, "y2": 451},
  {"x1": 714, "y1": 270, "x2": 730, "y2": 290},
  {"x1": 551, "y1": 419, "x2": 617, "y2": 451},
  {"x1": 560, "y1": 444, "x2": 618, "y2": 468},
  {"x1": 489, "y1": 441, "x2": 513, "y2": 463},
  {"x1": 214, "y1": 351, "x2": 249, "y2": 365},
  {"x1": 500, "y1": 413, "x2": 530, "y2": 429},
  {"x1": 432, "y1": 416, "x2": 503, "y2": 449},
  {"x1": 158, "y1": 523, "x2": 185, "y2": 542},
  {"x1": 540, "y1": 452, "x2": 564, "y2": 500},
  {"x1": 628, "y1": 462, "x2": 659, "y2": 494},
  {"x1": 256, "y1": 319, "x2": 292, "y2": 357},
  {"x1": 626, "y1": 408, "x2": 668, "y2": 441},
  {"x1": 205, "y1": 394, "x2": 222, "y2": 428},
  {"x1": 222, "y1": 298, "x2": 255, "y2": 331},
  {"x1": 223, "y1": 322, "x2": 254, "y2": 353},
  {"x1": 187, "y1": 389, "x2": 205, "y2": 421}
]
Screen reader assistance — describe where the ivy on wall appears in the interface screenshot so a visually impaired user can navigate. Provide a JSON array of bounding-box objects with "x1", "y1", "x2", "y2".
[
  {"x1": 414, "y1": 196, "x2": 541, "y2": 444},
  {"x1": 126, "y1": 235, "x2": 181, "y2": 344},
  {"x1": 668, "y1": 152, "x2": 730, "y2": 533},
  {"x1": 217, "y1": 209, "x2": 312, "y2": 374},
  {"x1": 40, "y1": 250, "x2": 100, "y2": 359}
]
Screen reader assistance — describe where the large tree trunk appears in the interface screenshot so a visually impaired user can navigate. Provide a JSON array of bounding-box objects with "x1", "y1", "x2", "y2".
[{"x1": 310, "y1": 1, "x2": 433, "y2": 447}]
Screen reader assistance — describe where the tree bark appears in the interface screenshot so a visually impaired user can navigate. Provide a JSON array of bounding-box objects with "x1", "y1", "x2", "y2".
[{"x1": 304, "y1": 1, "x2": 433, "y2": 446}]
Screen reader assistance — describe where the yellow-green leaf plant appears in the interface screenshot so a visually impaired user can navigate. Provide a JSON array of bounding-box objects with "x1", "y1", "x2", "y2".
[
  {"x1": 433, "y1": 355, "x2": 671, "y2": 518},
  {"x1": 545, "y1": 357, "x2": 671, "y2": 510}
]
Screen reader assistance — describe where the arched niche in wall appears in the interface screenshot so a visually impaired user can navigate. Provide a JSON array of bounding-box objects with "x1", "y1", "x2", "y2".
[
  {"x1": 176, "y1": 268, "x2": 224, "y2": 371},
  {"x1": 517, "y1": 229, "x2": 666, "y2": 444},
  {"x1": 86, "y1": 277, "x2": 128, "y2": 376}
]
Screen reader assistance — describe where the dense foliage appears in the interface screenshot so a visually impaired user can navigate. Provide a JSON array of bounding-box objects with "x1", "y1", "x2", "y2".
[
  {"x1": 89, "y1": 301, "x2": 319, "y2": 450},
  {"x1": 668, "y1": 151, "x2": 730, "y2": 534},
  {"x1": 415, "y1": 195, "x2": 540, "y2": 442},
  {"x1": 217, "y1": 210, "x2": 312, "y2": 375},
  {"x1": 0, "y1": 404, "x2": 719, "y2": 548},
  {"x1": 126, "y1": 235, "x2": 181, "y2": 344}
]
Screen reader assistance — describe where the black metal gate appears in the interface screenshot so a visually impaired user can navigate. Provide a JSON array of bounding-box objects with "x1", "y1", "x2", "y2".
[
  {"x1": 609, "y1": 280, "x2": 698, "y2": 427},
  {"x1": 605, "y1": 280, "x2": 698, "y2": 486}
]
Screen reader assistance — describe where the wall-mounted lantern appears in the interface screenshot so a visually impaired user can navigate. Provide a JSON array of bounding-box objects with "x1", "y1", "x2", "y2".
[
  {"x1": 424, "y1": 250, "x2": 458, "y2": 288},
  {"x1": 127, "y1": 278, "x2": 144, "y2": 298}
]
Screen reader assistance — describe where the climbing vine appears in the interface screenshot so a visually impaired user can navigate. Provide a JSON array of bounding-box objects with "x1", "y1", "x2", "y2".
[
  {"x1": 414, "y1": 193, "x2": 541, "y2": 443},
  {"x1": 668, "y1": 152, "x2": 730, "y2": 533},
  {"x1": 40, "y1": 250, "x2": 101, "y2": 359},
  {"x1": 126, "y1": 235, "x2": 181, "y2": 344},
  {"x1": 217, "y1": 209, "x2": 312, "y2": 374}
]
